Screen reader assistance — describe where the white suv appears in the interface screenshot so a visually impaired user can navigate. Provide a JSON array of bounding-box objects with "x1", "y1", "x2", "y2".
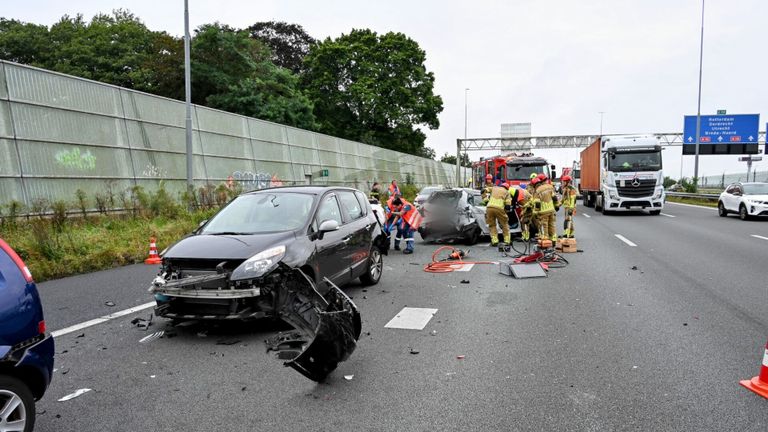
[{"x1": 718, "y1": 182, "x2": 768, "y2": 220}]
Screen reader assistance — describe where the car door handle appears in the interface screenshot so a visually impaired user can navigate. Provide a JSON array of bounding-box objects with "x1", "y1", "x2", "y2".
[{"x1": 342, "y1": 236, "x2": 352, "y2": 244}]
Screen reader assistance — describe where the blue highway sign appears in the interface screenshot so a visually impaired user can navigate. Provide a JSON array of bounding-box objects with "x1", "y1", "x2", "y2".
[{"x1": 683, "y1": 114, "x2": 759, "y2": 144}]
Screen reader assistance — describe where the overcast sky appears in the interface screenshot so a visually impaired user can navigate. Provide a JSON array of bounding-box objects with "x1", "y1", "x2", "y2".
[{"x1": 5, "y1": 0, "x2": 767, "y2": 178}]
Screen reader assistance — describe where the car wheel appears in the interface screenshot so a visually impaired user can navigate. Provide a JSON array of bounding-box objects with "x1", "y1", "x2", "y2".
[
  {"x1": 739, "y1": 204, "x2": 749, "y2": 221},
  {"x1": 0, "y1": 375, "x2": 35, "y2": 432},
  {"x1": 464, "y1": 227, "x2": 480, "y2": 245},
  {"x1": 360, "y1": 248, "x2": 383, "y2": 286},
  {"x1": 718, "y1": 202, "x2": 728, "y2": 217}
]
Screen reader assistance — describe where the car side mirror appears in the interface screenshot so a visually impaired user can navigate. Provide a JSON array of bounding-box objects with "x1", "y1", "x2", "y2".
[{"x1": 319, "y1": 219, "x2": 339, "y2": 233}]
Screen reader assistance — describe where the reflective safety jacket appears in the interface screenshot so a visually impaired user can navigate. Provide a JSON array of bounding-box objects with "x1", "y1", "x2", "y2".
[
  {"x1": 487, "y1": 186, "x2": 512, "y2": 210},
  {"x1": 533, "y1": 183, "x2": 556, "y2": 215},
  {"x1": 398, "y1": 199, "x2": 422, "y2": 229},
  {"x1": 561, "y1": 185, "x2": 578, "y2": 209},
  {"x1": 481, "y1": 184, "x2": 494, "y2": 205}
]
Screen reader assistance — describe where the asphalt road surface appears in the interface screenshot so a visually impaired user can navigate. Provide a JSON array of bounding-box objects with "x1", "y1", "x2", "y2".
[{"x1": 34, "y1": 202, "x2": 768, "y2": 431}]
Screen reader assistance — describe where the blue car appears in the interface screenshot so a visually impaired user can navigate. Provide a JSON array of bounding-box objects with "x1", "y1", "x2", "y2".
[{"x1": 0, "y1": 238, "x2": 54, "y2": 432}]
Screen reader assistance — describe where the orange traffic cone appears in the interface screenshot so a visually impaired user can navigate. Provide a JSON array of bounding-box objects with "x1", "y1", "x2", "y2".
[
  {"x1": 144, "y1": 236, "x2": 162, "y2": 265},
  {"x1": 740, "y1": 340, "x2": 768, "y2": 399}
]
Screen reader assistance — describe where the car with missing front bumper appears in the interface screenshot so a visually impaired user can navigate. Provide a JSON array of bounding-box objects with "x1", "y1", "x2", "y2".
[
  {"x1": 150, "y1": 186, "x2": 387, "y2": 321},
  {"x1": 418, "y1": 188, "x2": 486, "y2": 245}
]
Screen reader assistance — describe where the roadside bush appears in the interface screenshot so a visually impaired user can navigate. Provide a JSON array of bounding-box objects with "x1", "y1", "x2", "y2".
[
  {"x1": 680, "y1": 177, "x2": 698, "y2": 193},
  {"x1": 51, "y1": 200, "x2": 69, "y2": 232},
  {"x1": 130, "y1": 185, "x2": 150, "y2": 217},
  {"x1": 663, "y1": 176, "x2": 676, "y2": 189},
  {"x1": 75, "y1": 189, "x2": 88, "y2": 217},
  {"x1": 149, "y1": 183, "x2": 179, "y2": 218},
  {"x1": 94, "y1": 193, "x2": 109, "y2": 214},
  {"x1": 399, "y1": 184, "x2": 419, "y2": 202}
]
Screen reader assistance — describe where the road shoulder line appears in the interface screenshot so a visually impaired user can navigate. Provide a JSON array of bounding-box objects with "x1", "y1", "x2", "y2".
[{"x1": 51, "y1": 301, "x2": 156, "y2": 338}]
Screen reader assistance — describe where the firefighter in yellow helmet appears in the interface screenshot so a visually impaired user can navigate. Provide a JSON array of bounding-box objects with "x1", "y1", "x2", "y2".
[
  {"x1": 560, "y1": 175, "x2": 578, "y2": 238},
  {"x1": 480, "y1": 174, "x2": 494, "y2": 205},
  {"x1": 532, "y1": 174, "x2": 557, "y2": 244},
  {"x1": 486, "y1": 182, "x2": 513, "y2": 249}
]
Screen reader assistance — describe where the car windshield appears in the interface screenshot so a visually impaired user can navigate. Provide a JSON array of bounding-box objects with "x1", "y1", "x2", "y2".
[
  {"x1": 608, "y1": 151, "x2": 661, "y2": 172},
  {"x1": 743, "y1": 184, "x2": 768, "y2": 195},
  {"x1": 419, "y1": 187, "x2": 442, "y2": 196},
  {"x1": 507, "y1": 164, "x2": 546, "y2": 181},
  {"x1": 427, "y1": 190, "x2": 461, "y2": 207},
  {"x1": 201, "y1": 192, "x2": 314, "y2": 234}
]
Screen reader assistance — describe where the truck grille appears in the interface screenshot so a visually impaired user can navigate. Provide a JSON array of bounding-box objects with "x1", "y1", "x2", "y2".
[{"x1": 615, "y1": 179, "x2": 656, "y2": 198}]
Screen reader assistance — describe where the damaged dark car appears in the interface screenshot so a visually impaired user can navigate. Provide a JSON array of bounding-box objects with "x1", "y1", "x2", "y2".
[{"x1": 150, "y1": 186, "x2": 386, "y2": 322}]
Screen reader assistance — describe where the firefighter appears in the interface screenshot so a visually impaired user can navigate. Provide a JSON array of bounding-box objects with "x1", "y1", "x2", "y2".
[
  {"x1": 486, "y1": 182, "x2": 512, "y2": 249},
  {"x1": 370, "y1": 182, "x2": 382, "y2": 202},
  {"x1": 560, "y1": 175, "x2": 578, "y2": 238},
  {"x1": 389, "y1": 196, "x2": 420, "y2": 254},
  {"x1": 532, "y1": 174, "x2": 557, "y2": 244},
  {"x1": 481, "y1": 174, "x2": 494, "y2": 205},
  {"x1": 517, "y1": 183, "x2": 535, "y2": 242}
]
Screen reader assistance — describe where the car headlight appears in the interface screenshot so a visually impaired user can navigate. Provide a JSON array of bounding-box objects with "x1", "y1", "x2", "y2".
[
  {"x1": 607, "y1": 188, "x2": 619, "y2": 200},
  {"x1": 240, "y1": 245, "x2": 286, "y2": 277}
]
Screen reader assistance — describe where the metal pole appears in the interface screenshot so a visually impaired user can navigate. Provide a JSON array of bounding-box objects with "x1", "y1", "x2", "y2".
[
  {"x1": 693, "y1": 0, "x2": 705, "y2": 192},
  {"x1": 598, "y1": 111, "x2": 605, "y2": 135},
  {"x1": 184, "y1": 0, "x2": 194, "y2": 195},
  {"x1": 455, "y1": 139, "x2": 461, "y2": 188},
  {"x1": 463, "y1": 88, "x2": 469, "y2": 187}
]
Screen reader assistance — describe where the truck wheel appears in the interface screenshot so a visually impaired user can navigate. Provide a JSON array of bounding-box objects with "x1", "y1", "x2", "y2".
[
  {"x1": 601, "y1": 204, "x2": 610, "y2": 215},
  {"x1": 649, "y1": 210, "x2": 661, "y2": 215},
  {"x1": 0, "y1": 375, "x2": 35, "y2": 432},
  {"x1": 595, "y1": 196, "x2": 603, "y2": 212}
]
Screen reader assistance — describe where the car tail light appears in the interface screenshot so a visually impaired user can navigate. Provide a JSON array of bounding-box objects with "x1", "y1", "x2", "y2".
[
  {"x1": 0, "y1": 238, "x2": 34, "y2": 283},
  {"x1": 38, "y1": 320, "x2": 46, "y2": 334}
]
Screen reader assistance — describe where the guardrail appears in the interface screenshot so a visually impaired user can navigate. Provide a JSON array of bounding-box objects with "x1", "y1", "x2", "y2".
[{"x1": 666, "y1": 192, "x2": 719, "y2": 201}]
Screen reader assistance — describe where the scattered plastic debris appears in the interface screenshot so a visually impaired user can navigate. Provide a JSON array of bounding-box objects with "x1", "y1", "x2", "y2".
[
  {"x1": 215, "y1": 339, "x2": 241, "y2": 346},
  {"x1": 430, "y1": 330, "x2": 437, "y2": 336},
  {"x1": 131, "y1": 315, "x2": 153, "y2": 331},
  {"x1": 196, "y1": 331, "x2": 208, "y2": 338},
  {"x1": 631, "y1": 266, "x2": 638, "y2": 271},
  {"x1": 60, "y1": 369, "x2": 70, "y2": 375},
  {"x1": 58, "y1": 388, "x2": 92, "y2": 402},
  {"x1": 457, "y1": 355, "x2": 465, "y2": 360},
  {"x1": 344, "y1": 375, "x2": 354, "y2": 381},
  {"x1": 76, "y1": 333, "x2": 84, "y2": 338},
  {"x1": 460, "y1": 280, "x2": 470, "y2": 284},
  {"x1": 139, "y1": 331, "x2": 164, "y2": 344},
  {"x1": 104, "y1": 301, "x2": 116, "y2": 307},
  {"x1": 409, "y1": 348, "x2": 420, "y2": 355},
  {"x1": 150, "y1": 375, "x2": 156, "y2": 378}
]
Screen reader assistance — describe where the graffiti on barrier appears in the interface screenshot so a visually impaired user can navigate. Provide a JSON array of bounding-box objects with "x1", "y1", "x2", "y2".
[
  {"x1": 232, "y1": 171, "x2": 284, "y2": 190},
  {"x1": 55, "y1": 148, "x2": 96, "y2": 171},
  {"x1": 142, "y1": 164, "x2": 167, "y2": 178}
]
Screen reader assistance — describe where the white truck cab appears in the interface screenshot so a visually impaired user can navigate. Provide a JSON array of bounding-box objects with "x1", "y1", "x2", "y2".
[{"x1": 596, "y1": 135, "x2": 665, "y2": 215}]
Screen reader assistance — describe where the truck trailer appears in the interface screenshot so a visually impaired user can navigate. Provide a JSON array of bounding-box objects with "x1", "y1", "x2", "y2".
[{"x1": 580, "y1": 135, "x2": 665, "y2": 215}]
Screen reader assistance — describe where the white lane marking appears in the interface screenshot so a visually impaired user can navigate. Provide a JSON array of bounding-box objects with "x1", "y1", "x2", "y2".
[
  {"x1": 666, "y1": 201, "x2": 717, "y2": 210},
  {"x1": 614, "y1": 234, "x2": 637, "y2": 247},
  {"x1": 582, "y1": 214, "x2": 591, "y2": 218},
  {"x1": 51, "y1": 301, "x2": 155, "y2": 338},
  {"x1": 751, "y1": 235, "x2": 768, "y2": 242},
  {"x1": 58, "y1": 388, "x2": 92, "y2": 402},
  {"x1": 660, "y1": 213, "x2": 676, "y2": 218},
  {"x1": 384, "y1": 307, "x2": 438, "y2": 330}
]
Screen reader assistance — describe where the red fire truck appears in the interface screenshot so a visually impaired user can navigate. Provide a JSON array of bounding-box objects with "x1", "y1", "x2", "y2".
[{"x1": 471, "y1": 153, "x2": 555, "y2": 188}]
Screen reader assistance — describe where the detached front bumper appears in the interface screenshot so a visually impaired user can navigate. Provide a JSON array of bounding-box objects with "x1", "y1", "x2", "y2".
[{"x1": 150, "y1": 272, "x2": 277, "y2": 320}]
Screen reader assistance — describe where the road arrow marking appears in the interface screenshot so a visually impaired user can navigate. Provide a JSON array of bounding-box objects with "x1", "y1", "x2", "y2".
[{"x1": 615, "y1": 234, "x2": 637, "y2": 247}]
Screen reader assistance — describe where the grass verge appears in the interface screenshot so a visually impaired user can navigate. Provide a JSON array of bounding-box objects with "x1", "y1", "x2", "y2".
[
  {"x1": 666, "y1": 196, "x2": 718, "y2": 208},
  {"x1": 0, "y1": 209, "x2": 216, "y2": 282}
]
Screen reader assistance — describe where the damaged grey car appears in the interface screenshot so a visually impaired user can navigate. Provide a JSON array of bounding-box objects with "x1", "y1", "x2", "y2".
[
  {"x1": 149, "y1": 186, "x2": 383, "y2": 380},
  {"x1": 150, "y1": 186, "x2": 386, "y2": 321}
]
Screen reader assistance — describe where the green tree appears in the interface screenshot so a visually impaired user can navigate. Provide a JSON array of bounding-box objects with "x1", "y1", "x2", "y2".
[
  {"x1": 440, "y1": 152, "x2": 471, "y2": 167},
  {"x1": 662, "y1": 176, "x2": 676, "y2": 189},
  {"x1": 192, "y1": 23, "x2": 315, "y2": 128},
  {"x1": 47, "y1": 10, "x2": 157, "y2": 88},
  {"x1": 247, "y1": 21, "x2": 316, "y2": 74},
  {"x1": 302, "y1": 29, "x2": 444, "y2": 156},
  {"x1": 0, "y1": 18, "x2": 52, "y2": 65}
]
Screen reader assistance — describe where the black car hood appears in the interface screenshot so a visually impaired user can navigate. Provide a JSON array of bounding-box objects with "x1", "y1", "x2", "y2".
[{"x1": 164, "y1": 231, "x2": 297, "y2": 260}]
